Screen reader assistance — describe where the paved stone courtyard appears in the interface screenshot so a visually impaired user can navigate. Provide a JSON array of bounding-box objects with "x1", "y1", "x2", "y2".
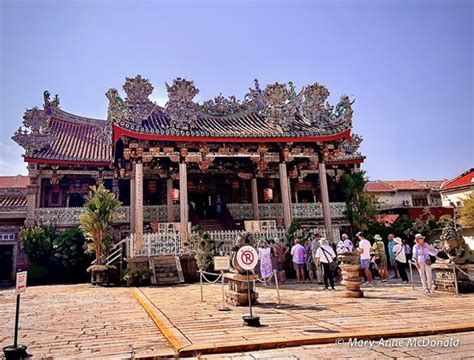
[{"x1": 1, "y1": 281, "x2": 474, "y2": 358}]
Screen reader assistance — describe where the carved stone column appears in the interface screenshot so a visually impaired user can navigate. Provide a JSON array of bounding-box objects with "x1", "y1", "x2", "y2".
[
  {"x1": 318, "y1": 162, "x2": 333, "y2": 243},
  {"x1": 179, "y1": 162, "x2": 188, "y2": 242},
  {"x1": 130, "y1": 175, "x2": 135, "y2": 233},
  {"x1": 134, "y1": 161, "x2": 144, "y2": 251},
  {"x1": 279, "y1": 162, "x2": 292, "y2": 229},
  {"x1": 251, "y1": 178, "x2": 259, "y2": 220},
  {"x1": 167, "y1": 178, "x2": 174, "y2": 222},
  {"x1": 25, "y1": 182, "x2": 39, "y2": 227}
]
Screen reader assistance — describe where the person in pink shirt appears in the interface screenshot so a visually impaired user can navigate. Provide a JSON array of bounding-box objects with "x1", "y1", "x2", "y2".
[{"x1": 291, "y1": 238, "x2": 306, "y2": 283}]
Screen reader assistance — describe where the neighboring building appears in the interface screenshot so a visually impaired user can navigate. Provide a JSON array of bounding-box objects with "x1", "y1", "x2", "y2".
[
  {"x1": 440, "y1": 168, "x2": 474, "y2": 207},
  {"x1": 0, "y1": 175, "x2": 28, "y2": 284},
  {"x1": 366, "y1": 179, "x2": 453, "y2": 221},
  {"x1": 10, "y1": 75, "x2": 364, "y2": 269},
  {"x1": 440, "y1": 169, "x2": 474, "y2": 261}
]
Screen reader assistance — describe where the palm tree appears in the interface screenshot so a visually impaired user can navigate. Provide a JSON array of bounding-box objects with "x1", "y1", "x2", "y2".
[
  {"x1": 341, "y1": 170, "x2": 378, "y2": 233},
  {"x1": 80, "y1": 184, "x2": 120, "y2": 266}
]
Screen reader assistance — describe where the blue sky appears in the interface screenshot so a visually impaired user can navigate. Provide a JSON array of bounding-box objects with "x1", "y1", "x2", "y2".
[{"x1": 1, "y1": 0, "x2": 472, "y2": 180}]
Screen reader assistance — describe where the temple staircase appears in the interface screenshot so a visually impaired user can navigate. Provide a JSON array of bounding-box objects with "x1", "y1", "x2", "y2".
[
  {"x1": 149, "y1": 256, "x2": 184, "y2": 285},
  {"x1": 198, "y1": 219, "x2": 228, "y2": 231}
]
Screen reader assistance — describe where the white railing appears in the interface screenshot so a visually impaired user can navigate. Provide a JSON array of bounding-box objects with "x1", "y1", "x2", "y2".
[
  {"x1": 128, "y1": 232, "x2": 183, "y2": 257},
  {"x1": 127, "y1": 228, "x2": 288, "y2": 257}
]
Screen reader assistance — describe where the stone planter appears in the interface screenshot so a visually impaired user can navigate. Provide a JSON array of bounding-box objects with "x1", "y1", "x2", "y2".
[
  {"x1": 338, "y1": 251, "x2": 363, "y2": 298},
  {"x1": 224, "y1": 273, "x2": 258, "y2": 306}
]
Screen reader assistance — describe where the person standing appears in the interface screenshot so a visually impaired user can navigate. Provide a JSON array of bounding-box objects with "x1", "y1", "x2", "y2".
[
  {"x1": 357, "y1": 232, "x2": 373, "y2": 285},
  {"x1": 311, "y1": 233, "x2": 323, "y2": 283},
  {"x1": 291, "y1": 239, "x2": 306, "y2": 283},
  {"x1": 258, "y1": 241, "x2": 273, "y2": 283},
  {"x1": 273, "y1": 237, "x2": 288, "y2": 283},
  {"x1": 341, "y1": 233, "x2": 354, "y2": 252},
  {"x1": 388, "y1": 234, "x2": 399, "y2": 279},
  {"x1": 393, "y1": 237, "x2": 409, "y2": 283},
  {"x1": 403, "y1": 239, "x2": 412, "y2": 261},
  {"x1": 315, "y1": 237, "x2": 337, "y2": 290},
  {"x1": 372, "y1": 234, "x2": 388, "y2": 282},
  {"x1": 412, "y1": 233, "x2": 439, "y2": 294}
]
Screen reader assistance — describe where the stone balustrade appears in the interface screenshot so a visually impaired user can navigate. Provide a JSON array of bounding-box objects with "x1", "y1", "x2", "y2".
[{"x1": 34, "y1": 202, "x2": 347, "y2": 226}]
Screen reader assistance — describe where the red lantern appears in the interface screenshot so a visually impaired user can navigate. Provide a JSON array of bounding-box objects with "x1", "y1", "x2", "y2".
[
  {"x1": 264, "y1": 188, "x2": 273, "y2": 202},
  {"x1": 170, "y1": 189, "x2": 180, "y2": 201}
]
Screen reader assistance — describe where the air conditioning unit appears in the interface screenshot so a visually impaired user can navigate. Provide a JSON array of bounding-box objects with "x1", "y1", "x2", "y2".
[{"x1": 402, "y1": 200, "x2": 410, "y2": 206}]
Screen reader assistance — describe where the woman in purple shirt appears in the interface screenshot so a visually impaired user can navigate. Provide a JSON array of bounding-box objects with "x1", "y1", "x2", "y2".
[
  {"x1": 291, "y1": 239, "x2": 306, "y2": 283},
  {"x1": 412, "y1": 233, "x2": 438, "y2": 294}
]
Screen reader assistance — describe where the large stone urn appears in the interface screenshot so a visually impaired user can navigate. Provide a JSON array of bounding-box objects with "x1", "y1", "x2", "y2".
[{"x1": 338, "y1": 251, "x2": 364, "y2": 298}]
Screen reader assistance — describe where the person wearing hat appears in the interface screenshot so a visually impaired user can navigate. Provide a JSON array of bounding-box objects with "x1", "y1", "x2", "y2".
[
  {"x1": 372, "y1": 234, "x2": 388, "y2": 282},
  {"x1": 392, "y1": 237, "x2": 409, "y2": 283},
  {"x1": 356, "y1": 232, "x2": 374, "y2": 285},
  {"x1": 272, "y1": 237, "x2": 288, "y2": 283},
  {"x1": 387, "y1": 234, "x2": 399, "y2": 279},
  {"x1": 341, "y1": 233, "x2": 354, "y2": 252},
  {"x1": 310, "y1": 233, "x2": 323, "y2": 284},
  {"x1": 315, "y1": 237, "x2": 337, "y2": 290},
  {"x1": 412, "y1": 233, "x2": 438, "y2": 293}
]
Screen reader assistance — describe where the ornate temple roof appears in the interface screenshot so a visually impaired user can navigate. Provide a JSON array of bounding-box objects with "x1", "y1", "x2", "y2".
[
  {"x1": 12, "y1": 94, "x2": 112, "y2": 165},
  {"x1": 109, "y1": 76, "x2": 355, "y2": 141},
  {"x1": 12, "y1": 76, "x2": 363, "y2": 165}
]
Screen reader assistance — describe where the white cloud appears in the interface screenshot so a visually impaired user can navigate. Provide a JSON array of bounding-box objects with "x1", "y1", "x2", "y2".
[{"x1": 0, "y1": 141, "x2": 28, "y2": 176}]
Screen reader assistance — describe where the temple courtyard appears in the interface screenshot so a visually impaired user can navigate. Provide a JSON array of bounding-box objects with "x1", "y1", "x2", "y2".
[{"x1": 1, "y1": 281, "x2": 474, "y2": 359}]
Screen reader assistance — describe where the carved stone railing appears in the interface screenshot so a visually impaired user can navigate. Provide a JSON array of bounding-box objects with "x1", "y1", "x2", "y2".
[
  {"x1": 291, "y1": 202, "x2": 346, "y2": 219},
  {"x1": 143, "y1": 205, "x2": 180, "y2": 222},
  {"x1": 226, "y1": 204, "x2": 253, "y2": 220},
  {"x1": 35, "y1": 206, "x2": 130, "y2": 226}
]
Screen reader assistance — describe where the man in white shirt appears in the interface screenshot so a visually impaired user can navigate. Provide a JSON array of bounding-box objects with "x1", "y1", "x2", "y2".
[{"x1": 357, "y1": 231, "x2": 373, "y2": 285}]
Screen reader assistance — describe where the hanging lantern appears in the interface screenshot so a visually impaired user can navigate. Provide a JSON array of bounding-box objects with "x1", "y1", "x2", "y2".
[
  {"x1": 170, "y1": 188, "x2": 180, "y2": 202},
  {"x1": 147, "y1": 180, "x2": 157, "y2": 193},
  {"x1": 263, "y1": 188, "x2": 274, "y2": 202}
]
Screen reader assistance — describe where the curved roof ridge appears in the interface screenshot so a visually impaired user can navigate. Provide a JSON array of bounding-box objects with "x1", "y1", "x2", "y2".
[{"x1": 52, "y1": 107, "x2": 106, "y2": 126}]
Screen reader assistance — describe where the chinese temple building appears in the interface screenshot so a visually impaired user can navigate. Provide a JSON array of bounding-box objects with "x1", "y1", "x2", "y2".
[{"x1": 12, "y1": 75, "x2": 364, "y2": 262}]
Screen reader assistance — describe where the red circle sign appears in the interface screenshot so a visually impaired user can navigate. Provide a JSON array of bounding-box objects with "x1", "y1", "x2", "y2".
[{"x1": 236, "y1": 245, "x2": 258, "y2": 270}]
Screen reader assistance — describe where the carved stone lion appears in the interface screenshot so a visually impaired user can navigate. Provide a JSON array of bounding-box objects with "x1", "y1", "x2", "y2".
[{"x1": 433, "y1": 226, "x2": 470, "y2": 264}]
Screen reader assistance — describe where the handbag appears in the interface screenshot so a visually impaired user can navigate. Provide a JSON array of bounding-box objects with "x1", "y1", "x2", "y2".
[{"x1": 322, "y1": 247, "x2": 338, "y2": 272}]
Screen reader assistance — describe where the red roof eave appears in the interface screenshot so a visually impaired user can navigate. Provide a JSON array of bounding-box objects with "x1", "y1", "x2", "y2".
[
  {"x1": 24, "y1": 157, "x2": 112, "y2": 167},
  {"x1": 113, "y1": 125, "x2": 352, "y2": 144}
]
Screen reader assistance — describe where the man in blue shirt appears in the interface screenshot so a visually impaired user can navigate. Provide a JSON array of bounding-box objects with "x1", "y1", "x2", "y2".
[{"x1": 387, "y1": 234, "x2": 399, "y2": 279}]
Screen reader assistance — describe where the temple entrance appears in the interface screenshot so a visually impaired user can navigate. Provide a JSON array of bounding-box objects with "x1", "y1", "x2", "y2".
[{"x1": 0, "y1": 245, "x2": 14, "y2": 281}]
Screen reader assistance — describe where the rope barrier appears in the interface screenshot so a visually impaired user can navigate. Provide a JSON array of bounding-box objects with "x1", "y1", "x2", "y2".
[
  {"x1": 256, "y1": 272, "x2": 274, "y2": 285},
  {"x1": 198, "y1": 270, "x2": 223, "y2": 284}
]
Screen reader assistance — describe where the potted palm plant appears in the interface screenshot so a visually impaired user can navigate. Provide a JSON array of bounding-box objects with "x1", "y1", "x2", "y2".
[{"x1": 80, "y1": 184, "x2": 120, "y2": 285}]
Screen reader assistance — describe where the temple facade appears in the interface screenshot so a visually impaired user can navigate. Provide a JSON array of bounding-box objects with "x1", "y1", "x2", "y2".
[{"x1": 12, "y1": 75, "x2": 364, "y2": 259}]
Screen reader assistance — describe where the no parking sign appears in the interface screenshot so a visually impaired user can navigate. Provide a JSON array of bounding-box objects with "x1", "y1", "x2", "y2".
[{"x1": 236, "y1": 245, "x2": 258, "y2": 271}]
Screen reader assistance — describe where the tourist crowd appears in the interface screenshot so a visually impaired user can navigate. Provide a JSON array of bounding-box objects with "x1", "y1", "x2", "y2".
[{"x1": 257, "y1": 231, "x2": 439, "y2": 294}]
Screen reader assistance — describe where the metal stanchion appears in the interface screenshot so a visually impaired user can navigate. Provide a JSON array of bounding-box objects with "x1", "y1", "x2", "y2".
[
  {"x1": 409, "y1": 261, "x2": 415, "y2": 290},
  {"x1": 453, "y1": 263, "x2": 459, "y2": 295},
  {"x1": 199, "y1": 270, "x2": 204, "y2": 303},
  {"x1": 219, "y1": 270, "x2": 230, "y2": 311},
  {"x1": 273, "y1": 269, "x2": 282, "y2": 308}
]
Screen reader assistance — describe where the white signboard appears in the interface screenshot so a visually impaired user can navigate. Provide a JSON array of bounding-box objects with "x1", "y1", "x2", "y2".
[
  {"x1": 236, "y1": 245, "x2": 259, "y2": 271},
  {"x1": 214, "y1": 256, "x2": 230, "y2": 271},
  {"x1": 15, "y1": 271, "x2": 27, "y2": 294}
]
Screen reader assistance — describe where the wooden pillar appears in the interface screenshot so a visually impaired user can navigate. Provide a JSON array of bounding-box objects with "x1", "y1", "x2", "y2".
[
  {"x1": 179, "y1": 162, "x2": 188, "y2": 242},
  {"x1": 279, "y1": 162, "x2": 292, "y2": 229},
  {"x1": 134, "y1": 161, "x2": 144, "y2": 251},
  {"x1": 251, "y1": 178, "x2": 259, "y2": 220},
  {"x1": 318, "y1": 162, "x2": 333, "y2": 243},
  {"x1": 130, "y1": 176, "x2": 135, "y2": 233},
  {"x1": 167, "y1": 178, "x2": 174, "y2": 222}
]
